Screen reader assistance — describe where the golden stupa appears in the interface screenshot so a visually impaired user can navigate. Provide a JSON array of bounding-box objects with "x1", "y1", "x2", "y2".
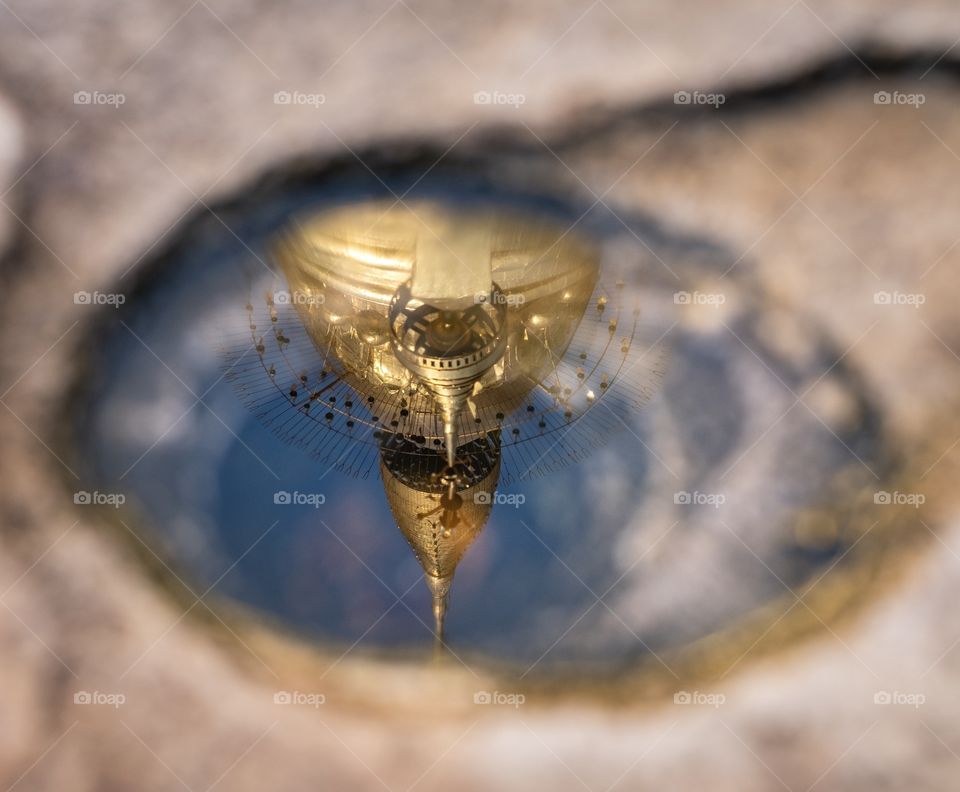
[
  {"x1": 379, "y1": 433, "x2": 500, "y2": 644},
  {"x1": 226, "y1": 199, "x2": 663, "y2": 647},
  {"x1": 274, "y1": 201, "x2": 600, "y2": 467}
]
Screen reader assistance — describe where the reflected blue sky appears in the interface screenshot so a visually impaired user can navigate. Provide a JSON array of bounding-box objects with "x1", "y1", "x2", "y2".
[{"x1": 73, "y1": 158, "x2": 890, "y2": 669}]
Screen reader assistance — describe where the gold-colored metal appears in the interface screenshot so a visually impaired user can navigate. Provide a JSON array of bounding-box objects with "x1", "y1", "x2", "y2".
[
  {"x1": 275, "y1": 201, "x2": 601, "y2": 453},
  {"x1": 271, "y1": 202, "x2": 603, "y2": 636},
  {"x1": 227, "y1": 200, "x2": 664, "y2": 641},
  {"x1": 379, "y1": 434, "x2": 500, "y2": 650}
]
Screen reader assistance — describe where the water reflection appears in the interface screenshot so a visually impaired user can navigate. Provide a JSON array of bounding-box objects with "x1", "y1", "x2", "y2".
[
  {"x1": 223, "y1": 202, "x2": 664, "y2": 646},
  {"x1": 72, "y1": 169, "x2": 892, "y2": 671},
  {"x1": 380, "y1": 432, "x2": 500, "y2": 646}
]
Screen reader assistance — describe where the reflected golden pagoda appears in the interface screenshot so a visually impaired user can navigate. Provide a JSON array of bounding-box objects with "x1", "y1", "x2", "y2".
[
  {"x1": 275, "y1": 201, "x2": 600, "y2": 467},
  {"x1": 379, "y1": 432, "x2": 500, "y2": 644},
  {"x1": 226, "y1": 200, "x2": 665, "y2": 647}
]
